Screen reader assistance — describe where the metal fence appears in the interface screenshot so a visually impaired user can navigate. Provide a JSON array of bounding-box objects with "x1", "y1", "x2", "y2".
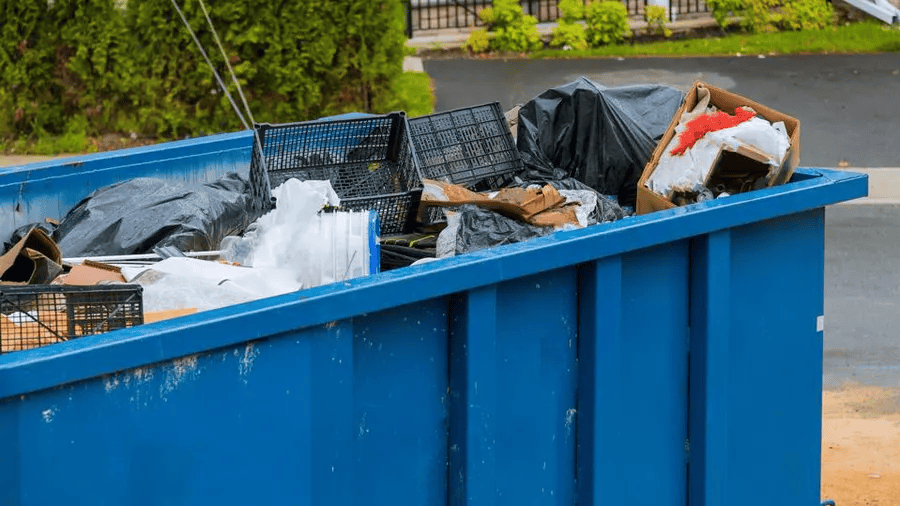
[{"x1": 405, "y1": 0, "x2": 709, "y2": 36}]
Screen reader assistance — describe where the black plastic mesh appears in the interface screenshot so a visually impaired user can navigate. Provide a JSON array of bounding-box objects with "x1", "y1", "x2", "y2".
[
  {"x1": 0, "y1": 285, "x2": 144, "y2": 354},
  {"x1": 408, "y1": 102, "x2": 523, "y2": 189},
  {"x1": 249, "y1": 113, "x2": 423, "y2": 233}
]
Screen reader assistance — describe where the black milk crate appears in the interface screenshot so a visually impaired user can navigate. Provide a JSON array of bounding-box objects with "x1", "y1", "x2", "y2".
[
  {"x1": 407, "y1": 102, "x2": 523, "y2": 190},
  {"x1": 249, "y1": 112, "x2": 424, "y2": 234},
  {"x1": 0, "y1": 284, "x2": 144, "y2": 354}
]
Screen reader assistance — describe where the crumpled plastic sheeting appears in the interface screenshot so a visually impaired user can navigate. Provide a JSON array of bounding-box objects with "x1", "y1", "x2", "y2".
[
  {"x1": 437, "y1": 205, "x2": 553, "y2": 257},
  {"x1": 221, "y1": 178, "x2": 372, "y2": 288},
  {"x1": 55, "y1": 173, "x2": 259, "y2": 257},
  {"x1": 2, "y1": 221, "x2": 58, "y2": 255},
  {"x1": 516, "y1": 78, "x2": 685, "y2": 207},
  {"x1": 133, "y1": 179, "x2": 373, "y2": 313},
  {"x1": 128, "y1": 257, "x2": 302, "y2": 313},
  {"x1": 648, "y1": 117, "x2": 791, "y2": 196}
]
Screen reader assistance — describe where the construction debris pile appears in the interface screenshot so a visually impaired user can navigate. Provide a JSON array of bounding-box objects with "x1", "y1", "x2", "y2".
[{"x1": 1, "y1": 78, "x2": 800, "y2": 353}]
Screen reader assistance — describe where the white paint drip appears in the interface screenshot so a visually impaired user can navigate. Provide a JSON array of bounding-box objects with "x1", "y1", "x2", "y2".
[
  {"x1": 358, "y1": 412, "x2": 369, "y2": 438},
  {"x1": 160, "y1": 355, "x2": 200, "y2": 398},
  {"x1": 104, "y1": 376, "x2": 120, "y2": 393},
  {"x1": 239, "y1": 343, "x2": 260, "y2": 379},
  {"x1": 104, "y1": 367, "x2": 154, "y2": 394},
  {"x1": 565, "y1": 408, "x2": 577, "y2": 434}
]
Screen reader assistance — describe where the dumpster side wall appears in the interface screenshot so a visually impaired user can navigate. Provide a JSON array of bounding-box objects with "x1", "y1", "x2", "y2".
[
  {"x1": 0, "y1": 298, "x2": 451, "y2": 505},
  {"x1": 0, "y1": 131, "x2": 253, "y2": 242},
  {"x1": 689, "y1": 209, "x2": 825, "y2": 506}
]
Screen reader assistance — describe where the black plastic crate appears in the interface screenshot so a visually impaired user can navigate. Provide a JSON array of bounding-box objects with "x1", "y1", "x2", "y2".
[
  {"x1": 407, "y1": 102, "x2": 523, "y2": 189},
  {"x1": 249, "y1": 112, "x2": 423, "y2": 234},
  {"x1": 0, "y1": 284, "x2": 144, "y2": 354}
]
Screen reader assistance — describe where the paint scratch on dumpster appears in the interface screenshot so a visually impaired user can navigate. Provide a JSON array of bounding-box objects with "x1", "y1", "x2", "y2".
[
  {"x1": 104, "y1": 376, "x2": 120, "y2": 393},
  {"x1": 358, "y1": 411, "x2": 369, "y2": 438},
  {"x1": 105, "y1": 366, "x2": 154, "y2": 393},
  {"x1": 160, "y1": 355, "x2": 200, "y2": 398},
  {"x1": 239, "y1": 343, "x2": 259, "y2": 380},
  {"x1": 565, "y1": 408, "x2": 576, "y2": 434},
  {"x1": 42, "y1": 406, "x2": 56, "y2": 423}
]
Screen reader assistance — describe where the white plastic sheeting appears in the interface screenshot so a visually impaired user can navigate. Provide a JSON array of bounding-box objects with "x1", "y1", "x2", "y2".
[
  {"x1": 648, "y1": 116, "x2": 791, "y2": 197},
  {"x1": 130, "y1": 179, "x2": 375, "y2": 313}
]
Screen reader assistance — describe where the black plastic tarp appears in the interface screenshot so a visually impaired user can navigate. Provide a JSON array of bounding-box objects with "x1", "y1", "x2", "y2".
[
  {"x1": 449, "y1": 204, "x2": 552, "y2": 256},
  {"x1": 55, "y1": 173, "x2": 259, "y2": 257},
  {"x1": 516, "y1": 78, "x2": 685, "y2": 207}
]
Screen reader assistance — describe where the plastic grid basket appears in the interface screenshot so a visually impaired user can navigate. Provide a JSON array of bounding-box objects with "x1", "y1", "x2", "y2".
[
  {"x1": 249, "y1": 113, "x2": 423, "y2": 234},
  {"x1": 407, "y1": 102, "x2": 523, "y2": 190},
  {"x1": 0, "y1": 284, "x2": 144, "y2": 354}
]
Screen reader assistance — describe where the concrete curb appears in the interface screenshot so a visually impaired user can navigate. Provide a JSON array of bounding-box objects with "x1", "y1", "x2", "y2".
[{"x1": 831, "y1": 168, "x2": 900, "y2": 205}]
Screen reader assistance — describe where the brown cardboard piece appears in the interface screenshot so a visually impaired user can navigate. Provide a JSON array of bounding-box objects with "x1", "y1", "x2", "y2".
[
  {"x1": 0, "y1": 313, "x2": 65, "y2": 353},
  {"x1": 637, "y1": 81, "x2": 801, "y2": 215},
  {"x1": 144, "y1": 308, "x2": 198, "y2": 324},
  {"x1": 0, "y1": 228, "x2": 63, "y2": 284},
  {"x1": 422, "y1": 179, "x2": 567, "y2": 221},
  {"x1": 61, "y1": 263, "x2": 127, "y2": 285}
]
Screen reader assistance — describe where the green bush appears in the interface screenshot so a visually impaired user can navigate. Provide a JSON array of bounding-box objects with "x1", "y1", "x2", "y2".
[
  {"x1": 781, "y1": 0, "x2": 835, "y2": 30},
  {"x1": 466, "y1": 28, "x2": 493, "y2": 53},
  {"x1": 552, "y1": 0, "x2": 588, "y2": 50},
  {"x1": 586, "y1": 0, "x2": 632, "y2": 46},
  {"x1": 0, "y1": 1, "x2": 63, "y2": 139},
  {"x1": 551, "y1": 22, "x2": 589, "y2": 50},
  {"x1": 705, "y1": 0, "x2": 745, "y2": 28},
  {"x1": 706, "y1": 0, "x2": 779, "y2": 32},
  {"x1": 744, "y1": 0, "x2": 782, "y2": 32},
  {"x1": 644, "y1": 5, "x2": 673, "y2": 37},
  {"x1": 707, "y1": 0, "x2": 834, "y2": 33},
  {"x1": 558, "y1": 0, "x2": 586, "y2": 22},
  {"x1": 0, "y1": 0, "x2": 409, "y2": 147},
  {"x1": 478, "y1": 0, "x2": 543, "y2": 53}
]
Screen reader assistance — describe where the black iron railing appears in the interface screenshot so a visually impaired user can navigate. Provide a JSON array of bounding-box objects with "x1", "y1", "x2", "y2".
[{"x1": 404, "y1": 0, "x2": 709, "y2": 37}]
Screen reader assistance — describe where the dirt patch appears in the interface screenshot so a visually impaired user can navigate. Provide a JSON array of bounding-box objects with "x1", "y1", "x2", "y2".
[{"x1": 822, "y1": 383, "x2": 900, "y2": 505}]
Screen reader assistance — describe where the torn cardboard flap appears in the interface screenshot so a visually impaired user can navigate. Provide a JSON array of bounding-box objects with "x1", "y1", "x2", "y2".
[
  {"x1": 0, "y1": 228, "x2": 63, "y2": 285},
  {"x1": 60, "y1": 263, "x2": 127, "y2": 285},
  {"x1": 144, "y1": 308, "x2": 198, "y2": 324},
  {"x1": 422, "y1": 179, "x2": 568, "y2": 222}
]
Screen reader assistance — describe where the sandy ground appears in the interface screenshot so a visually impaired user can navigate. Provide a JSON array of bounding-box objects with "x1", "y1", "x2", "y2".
[
  {"x1": 823, "y1": 384, "x2": 900, "y2": 506},
  {"x1": 0, "y1": 154, "x2": 72, "y2": 168}
]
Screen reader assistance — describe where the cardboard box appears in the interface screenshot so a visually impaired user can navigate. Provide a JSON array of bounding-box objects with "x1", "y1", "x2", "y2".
[
  {"x1": 637, "y1": 81, "x2": 801, "y2": 215},
  {"x1": 60, "y1": 262, "x2": 127, "y2": 285}
]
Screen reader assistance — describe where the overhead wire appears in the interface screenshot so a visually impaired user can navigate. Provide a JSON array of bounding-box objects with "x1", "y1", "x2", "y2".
[
  {"x1": 169, "y1": 0, "x2": 272, "y2": 207},
  {"x1": 168, "y1": 0, "x2": 249, "y2": 130}
]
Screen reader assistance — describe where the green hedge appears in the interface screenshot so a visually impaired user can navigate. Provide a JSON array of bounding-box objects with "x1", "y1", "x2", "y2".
[{"x1": 0, "y1": 0, "x2": 408, "y2": 142}]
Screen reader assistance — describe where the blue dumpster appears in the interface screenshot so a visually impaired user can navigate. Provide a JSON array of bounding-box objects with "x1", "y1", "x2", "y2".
[{"x1": 0, "y1": 131, "x2": 867, "y2": 506}]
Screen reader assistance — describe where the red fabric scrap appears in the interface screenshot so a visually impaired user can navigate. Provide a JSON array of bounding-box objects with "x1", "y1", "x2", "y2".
[{"x1": 670, "y1": 107, "x2": 756, "y2": 156}]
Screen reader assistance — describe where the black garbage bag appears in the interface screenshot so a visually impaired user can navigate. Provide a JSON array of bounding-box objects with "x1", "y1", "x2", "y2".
[
  {"x1": 2, "y1": 221, "x2": 58, "y2": 255},
  {"x1": 55, "y1": 173, "x2": 260, "y2": 257},
  {"x1": 445, "y1": 204, "x2": 552, "y2": 256},
  {"x1": 516, "y1": 78, "x2": 684, "y2": 207}
]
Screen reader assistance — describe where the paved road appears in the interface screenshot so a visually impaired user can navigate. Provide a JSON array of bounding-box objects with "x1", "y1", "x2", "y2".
[
  {"x1": 423, "y1": 54, "x2": 900, "y2": 168},
  {"x1": 826, "y1": 205, "x2": 900, "y2": 388}
]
